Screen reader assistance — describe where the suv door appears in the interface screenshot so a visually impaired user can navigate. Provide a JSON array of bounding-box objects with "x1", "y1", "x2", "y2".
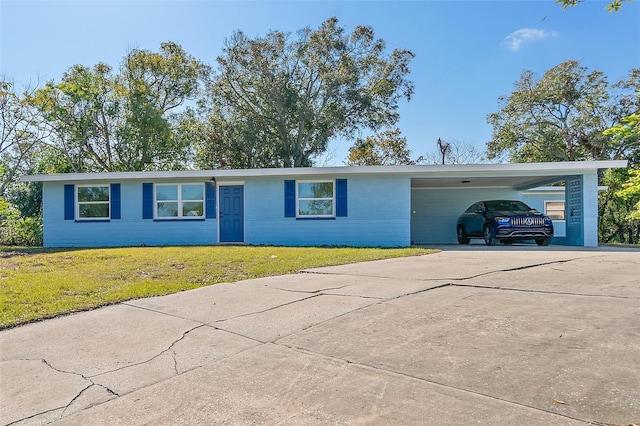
[{"x1": 468, "y1": 202, "x2": 486, "y2": 235}]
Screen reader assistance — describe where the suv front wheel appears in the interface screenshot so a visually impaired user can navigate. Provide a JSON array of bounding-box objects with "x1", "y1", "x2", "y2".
[
  {"x1": 483, "y1": 225, "x2": 498, "y2": 246},
  {"x1": 536, "y1": 237, "x2": 552, "y2": 246}
]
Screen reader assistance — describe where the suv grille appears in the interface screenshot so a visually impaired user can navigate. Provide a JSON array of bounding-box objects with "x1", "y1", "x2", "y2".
[{"x1": 511, "y1": 216, "x2": 545, "y2": 227}]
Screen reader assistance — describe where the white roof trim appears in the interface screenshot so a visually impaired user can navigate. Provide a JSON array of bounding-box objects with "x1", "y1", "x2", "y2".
[{"x1": 20, "y1": 160, "x2": 628, "y2": 183}]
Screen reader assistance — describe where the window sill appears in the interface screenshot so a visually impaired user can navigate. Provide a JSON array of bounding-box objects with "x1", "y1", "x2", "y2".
[
  {"x1": 153, "y1": 218, "x2": 206, "y2": 222},
  {"x1": 75, "y1": 219, "x2": 111, "y2": 223},
  {"x1": 295, "y1": 217, "x2": 336, "y2": 220}
]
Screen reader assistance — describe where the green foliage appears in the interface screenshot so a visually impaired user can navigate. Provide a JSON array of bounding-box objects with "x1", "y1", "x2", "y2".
[
  {"x1": 3, "y1": 146, "x2": 74, "y2": 218},
  {"x1": 616, "y1": 169, "x2": 640, "y2": 220},
  {"x1": 604, "y1": 113, "x2": 640, "y2": 165},
  {"x1": 0, "y1": 80, "x2": 50, "y2": 195},
  {"x1": 28, "y1": 42, "x2": 205, "y2": 173},
  {"x1": 487, "y1": 62, "x2": 639, "y2": 164},
  {"x1": 0, "y1": 196, "x2": 9, "y2": 216},
  {"x1": 556, "y1": 0, "x2": 633, "y2": 12},
  {"x1": 598, "y1": 169, "x2": 640, "y2": 244},
  {"x1": 600, "y1": 114, "x2": 640, "y2": 239},
  {"x1": 0, "y1": 197, "x2": 43, "y2": 246},
  {"x1": 198, "y1": 17, "x2": 415, "y2": 169},
  {"x1": 488, "y1": 61, "x2": 607, "y2": 162},
  {"x1": 0, "y1": 245, "x2": 435, "y2": 328},
  {"x1": 347, "y1": 128, "x2": 418, "y2": 166}
]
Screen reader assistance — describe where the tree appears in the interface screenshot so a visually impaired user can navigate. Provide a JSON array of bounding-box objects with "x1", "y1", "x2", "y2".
[
  {"x1": 604, "y1": 113, "x2": 640, "y2": 225},
  {"x1": 0, "y1": 80, "x2": 50, "y2": 194},
  {"x1": 421, "y1": 140, "x2": 488, "y2": 165},
  {"x1": 556, "y1": 0, "x2": 632, "y2": 12},
  {"x1": 487, "y1": 61, "x2": 639, "y2": 164},
  {"x1": 29, "y1": 42, "x2": 205, "y2": 172},
  {"x1": 598, "y1": 168, "x2": 640, "y2": 244},
  {"x1": 346, "y1": 128, "x2": 418, "y2": 166},
  {"x1": 198, "y1": 17, "x2": 415, "y2": 169},
  {"x1": 604, "y1": 113, "x2": 640, "y2": 166},
  {"x1": 617, "y1": 169, "x2": 640, "y2": 220}
]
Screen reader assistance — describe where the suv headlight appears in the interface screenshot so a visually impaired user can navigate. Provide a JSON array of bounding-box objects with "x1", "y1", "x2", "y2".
[
  {"x1": 494, "y1": 217, "x2": 511, "y2": 223},
  {"x1": 544, "y1": 216, "x2": 553, "y2": 225}
]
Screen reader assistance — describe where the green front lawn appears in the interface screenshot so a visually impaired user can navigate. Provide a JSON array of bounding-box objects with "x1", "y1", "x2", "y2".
[{"x1": 0, "y1": 245, "x2": 435, "y2": 329}]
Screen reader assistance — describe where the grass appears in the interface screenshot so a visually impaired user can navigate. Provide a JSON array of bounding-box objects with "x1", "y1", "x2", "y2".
[{"x1": 0, "y1": 245, "x2": 436, "y2": 329}]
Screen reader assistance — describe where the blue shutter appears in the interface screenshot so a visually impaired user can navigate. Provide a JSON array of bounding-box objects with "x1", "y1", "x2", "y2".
[
  {"x1": 64, "y1": 184, "x2": 75, "y2": 220},
  {"x1": 142, "y1": 183, "x2": 154, "y2": 219},
  {"x1": 110, "y1": 183, "x2": 121, "y2": 220},
  {"x1": 336, "y1": 179, "x2": 347, "y2": 217},
  {"x1": 205, "y1": 181, "x2": 216, "y2": 219},
  {"x1": 284, "y1": 180, "x2": 296, "y2": 217}
]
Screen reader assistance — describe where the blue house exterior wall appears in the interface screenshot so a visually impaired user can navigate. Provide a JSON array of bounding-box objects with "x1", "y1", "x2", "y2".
[
  {"x1": 32, "y1": 162, "x2": 622, "y2": 248},
  {"x1": 43, "y1": 180, "x2": 218, "y2": 247},
  {"x1": 244, "y1": 175, "x2": 410, "y2": 247},
  {"x1": 42, "y1": 174, "x2": 412, "y2": 248}
]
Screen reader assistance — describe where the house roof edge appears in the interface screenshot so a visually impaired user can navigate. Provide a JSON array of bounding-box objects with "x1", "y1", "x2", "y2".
[{"x1": 20, "y1": 160, "x2": 629, "y2": 183}]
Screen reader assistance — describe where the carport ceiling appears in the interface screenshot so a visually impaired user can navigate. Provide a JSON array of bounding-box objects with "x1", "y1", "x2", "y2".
[{"x1": 411, "y1": 175, "x2": 566, "y2": 190}]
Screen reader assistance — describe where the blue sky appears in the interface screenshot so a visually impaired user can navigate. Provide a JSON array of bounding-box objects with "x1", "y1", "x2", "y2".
[{"x1": 1, "y1": 1, "x2": 638, "y2": 165}]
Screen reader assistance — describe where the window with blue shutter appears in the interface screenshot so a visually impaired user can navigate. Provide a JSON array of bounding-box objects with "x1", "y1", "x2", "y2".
[{"x1": 285, "y1": 179, "x2": 347, "y2": 219}]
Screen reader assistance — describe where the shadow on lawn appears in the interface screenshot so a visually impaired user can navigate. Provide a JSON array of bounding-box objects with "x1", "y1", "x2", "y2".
[{"x1": 0, "y1": 246, "x2": 87, "y2": 259}]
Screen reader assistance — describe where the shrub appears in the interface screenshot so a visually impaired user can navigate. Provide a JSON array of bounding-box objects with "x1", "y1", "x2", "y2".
[{"x1": 0, "y1": 198, "x2": 43, "y2": 246}]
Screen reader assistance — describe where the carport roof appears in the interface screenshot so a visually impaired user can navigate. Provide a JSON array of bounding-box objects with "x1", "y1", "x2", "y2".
[
  {"x1": 407, "y1": 160, "x2": 627, "y2": 190},
  {"x1": 22, "y1": 160, "x2": 627, "y2": 190}
]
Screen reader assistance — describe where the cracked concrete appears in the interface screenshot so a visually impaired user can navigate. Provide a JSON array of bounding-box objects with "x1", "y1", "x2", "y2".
[{"x1": 1, "y1": 246, "x2": 638, "y2": 425}]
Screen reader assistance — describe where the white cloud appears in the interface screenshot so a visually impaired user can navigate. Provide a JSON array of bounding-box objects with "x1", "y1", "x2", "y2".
[{"x1": 502, "y1": 28, "x2": 558, "y2": 51}]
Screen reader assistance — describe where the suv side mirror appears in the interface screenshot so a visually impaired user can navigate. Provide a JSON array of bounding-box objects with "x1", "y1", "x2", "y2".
[{"x1": 474, "y1": 209, "x2": 484, "y2": 214}]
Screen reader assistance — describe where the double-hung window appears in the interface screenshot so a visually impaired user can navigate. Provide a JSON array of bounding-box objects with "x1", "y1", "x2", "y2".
[
  {"x1": 77, "y1": 185, "x2": 110, "y2": 220},
  {"x1": 545, "y1": 201, "x2": 565, "y2": 220},
  {"x1": 155, "y1": 184, "x2": 204, "y2": 218},
  {"x1": 297, "y1": 181, "x2": 334, "y2": 217}
]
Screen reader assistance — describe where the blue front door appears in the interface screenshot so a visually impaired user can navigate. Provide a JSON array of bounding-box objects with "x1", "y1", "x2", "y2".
[{"x1": 220, "y1": 185, "x2": 244, "y2": 242}]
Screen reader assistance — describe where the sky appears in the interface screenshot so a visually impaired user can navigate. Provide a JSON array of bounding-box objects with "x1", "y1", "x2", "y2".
[{"x1": 1, "y1": 0, "x2": 639, "y2": 166}]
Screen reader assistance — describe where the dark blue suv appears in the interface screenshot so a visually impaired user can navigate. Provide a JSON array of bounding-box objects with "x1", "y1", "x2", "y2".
[{"x1": 456, "y1": 200, "x2": 553, "y2": 246}]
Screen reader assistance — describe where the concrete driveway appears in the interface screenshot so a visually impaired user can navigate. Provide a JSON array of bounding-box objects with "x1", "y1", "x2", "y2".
[{"x1": 1, "y1": 246, "x2": 639, "y2": 425}]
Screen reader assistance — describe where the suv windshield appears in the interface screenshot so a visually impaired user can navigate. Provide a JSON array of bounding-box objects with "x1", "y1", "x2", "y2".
[{"x1": 484, "y1": 200, "x2": 531, "y2": 212}]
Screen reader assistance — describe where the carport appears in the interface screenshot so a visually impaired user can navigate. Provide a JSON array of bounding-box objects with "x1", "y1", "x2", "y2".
[{"x1": 409, "y1": 161, "x2": 627, "y2": 247}]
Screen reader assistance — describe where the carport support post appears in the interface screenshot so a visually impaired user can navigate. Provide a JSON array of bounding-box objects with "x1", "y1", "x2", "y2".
[
  {"x1": 565, "y1": 176, "x2": 584, "y2": 246},
  {"x1": 583, "y1": 171, "x2": 599, "y2": 247},
  {"x1": 566, "y1": 172, "x2": 599, "y2": 247}
]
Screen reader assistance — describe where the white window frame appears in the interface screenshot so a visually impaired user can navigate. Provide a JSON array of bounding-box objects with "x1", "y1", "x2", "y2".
[
  {"x1": 76, "y1": 184, "x2": 110, "y2": 220},
  {"x1": 154, "y1": 183, "x2": 205, "y2": 219},
  {"x1": 545, "y1": 200, "x2": 566, "y2": 221},
  {"x1": 296, "y1": 180, "x2": 335, "y2": 218}
]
